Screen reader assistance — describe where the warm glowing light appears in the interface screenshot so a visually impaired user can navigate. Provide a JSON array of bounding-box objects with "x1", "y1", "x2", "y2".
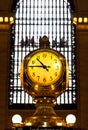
[
  {"x1": 78, "y1": 17, "x2": 82, "y2": 23},
  {"x1": 84, "y1": 17, "x2": 88, "y2": 23},
  {"x1": 12, "y1": 114, "x2": 22, "y2": 124},
  {"x1": 51, "y1": 85, "x2": 55, "y2": 90},
  {"x1": 25, "y1": 122, "x2": 32, "y2": 126},
  {"x1": 66, "y1": 114, "x2": 76, "y2": 126},
  {"x1": 73, "y1": 17, "x2": 77, "y2": 24},
  {"x1": 0, "y1": 17, "x2": 3, "y2": 22},
  {"x1": 10, "y1": 17, "x2": 14, "y2": 24},
  {"x1": 56, "y1": 122, "x2": 62, "y2": 126},
  {"x1": 34, "y1": 84, "x2": 39, "y2": 90},
  {"x1": 4, "y1": 17, "x2": 8, "y2": 22},
  {"x1": 42, "y1": 122, "x2": 47, "y2": 127},
  {"x1": 0, "y1": 16, "x2": 14, "y2": 24},
  {"x1": 73, "y1": 17, "x2": 88, "y2": 24}
]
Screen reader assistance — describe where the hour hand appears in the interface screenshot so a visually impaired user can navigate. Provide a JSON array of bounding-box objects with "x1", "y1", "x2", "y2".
[{"x1": 36, "y1": 58, "x2": 50, "y2": 71}]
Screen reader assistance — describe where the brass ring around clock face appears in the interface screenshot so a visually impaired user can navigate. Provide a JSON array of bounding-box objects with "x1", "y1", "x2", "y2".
[
  {"x1": 20, "y1": 48, "x2": 68, "y2": 97},
  {"x1": 24, "y1": 49, "x2": 66, "y2": 86}
]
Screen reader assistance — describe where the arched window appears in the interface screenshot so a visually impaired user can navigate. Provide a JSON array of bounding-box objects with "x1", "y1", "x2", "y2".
[{"x1": 9, "y1": 0, "x2": 77, "y2": 109}]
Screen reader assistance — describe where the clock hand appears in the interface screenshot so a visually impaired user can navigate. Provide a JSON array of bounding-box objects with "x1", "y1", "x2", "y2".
[
  {"x1": 36, "y1": 58, "x2": 45, "y2": 66},
  {"x1": 36, "y1": 58, "x2": 49, "y2": 71},
  {"x1": 28, "y1": 65, "x2": 50, "y2": 68},
  {"x1": 28, "y1": 65, "x2": 43, "y2": 67}
]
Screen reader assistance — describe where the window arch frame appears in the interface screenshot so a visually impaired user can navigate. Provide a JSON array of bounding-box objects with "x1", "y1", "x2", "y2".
[{"x1": 9, "y1": 0, "x2": 77, "y2": 110}]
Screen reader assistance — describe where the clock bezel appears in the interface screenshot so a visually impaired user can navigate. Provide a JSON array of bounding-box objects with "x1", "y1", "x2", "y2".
[{"x1": 23, "y1": 48, "x2": 66, "y2": 87}]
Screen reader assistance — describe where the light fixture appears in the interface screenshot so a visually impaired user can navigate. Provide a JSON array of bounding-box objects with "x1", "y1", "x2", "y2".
[
  {"x1": 0, "y1": 16, "x2": 14, "y2": 24},
  {"x1": 56, "y1": 122, "x2": 63, "y2": 126},
  {"x1": 83, "y1": 17, "x2": 88, "y2": 23},
  {"x1": 0, "y1": 17, "x2": 3, "y2": 22},
  {"x1": 42, "y1": 122, "x2": 47, "y2": 127},
  {"x1": 73, "y1": 17, "x2": 88, "y2": 24},
  {"x1": 12, "y1": 114, "x2": 22, "y2": 127},
  {"x1": 4, "y1": 17, "x2": 9, "y2": 22},
  {"x1": 9, "y1": 17, "x2": 14, "y2": 24},
  {"x1": 73, "y1": 17, "x2": 77, "y2": 24},
  {"x1": 66, "y1": 114, "x2": 76, "y2": 127},
  {"x1": 78, "y1": 17, "x2": 82, "y2": 23}
]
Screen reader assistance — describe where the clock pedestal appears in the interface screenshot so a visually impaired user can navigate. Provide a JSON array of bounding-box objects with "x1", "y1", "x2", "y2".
[
  {"x1": 20, "y1": 36, "x2": 69, "y2": 128},
  {"x1": 24, "y1": 97, "x2": 66, "y2": 127}
]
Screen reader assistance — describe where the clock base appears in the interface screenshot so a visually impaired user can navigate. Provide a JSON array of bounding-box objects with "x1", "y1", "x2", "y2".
[{"x1": 24, "y1": 103, "x2": 66, "y2": 127}]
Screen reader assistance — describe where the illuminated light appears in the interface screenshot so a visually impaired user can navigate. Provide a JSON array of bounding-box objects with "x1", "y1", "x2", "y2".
[
  {"x1": 40, "y1": 99, "x2": 43, "y2": 103},
  {"x1": 66, "y1": 114, "x2": 76, "y2": 126},
  {"x1": 12, "y1": 114, "x2": 22, "y2": 124},
  {"x1": 55, "y1": 92, "x2": 59, "y2": 95},
  {"x1": 78, "y1": 17, "x2": 82, "y2": 23},
  {"x1": 83, "y1": 17, "x2": 88, "y2": 23},
  {"x1": 0, "y1": 17, "x2": 3, "y2": 22},
  {"x1": 4, "y1": 17, "x2": 9, "y2": 22},
  {"x1": 52, "y1": 99, "x2": 55, "y2": 103},
  {"x1": 73, "y1": 17, "x2": 77, "y2": 24},
  {"x1": 10, "y1": 17, "x2": 14, "y2": 24},
  {"x1": 47, "y1": 100, "x2": 50, "y2": 103},
  {"x1": 32, "y1": 92, "x2": 35, "y2": 95},
  {"x1": 34, "y1": 99, "x2": 38, "y2": 103},
  {"x1": 56, "y1": 122, "x2": 62, "y2": 126},
  {"x1": 34, "y1": 84, "x2": 39, "y2": 90},
  {"x1": 44, "y1": 97, "x2": 47, "y2": 99},
  {"x1": 42, "y1": 122, "x2": 47, "y2": 127},
  {"x1": 25, "y1": 122, "x2": 32, "y2": 126},
  {"x1": 51, "y1": 85, "x2": 55, "y2": 90}
]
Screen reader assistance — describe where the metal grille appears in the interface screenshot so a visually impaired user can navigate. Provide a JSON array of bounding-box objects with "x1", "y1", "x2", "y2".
[{"x1": 9, "y1": 0, "x2": 77, "y2": 109}]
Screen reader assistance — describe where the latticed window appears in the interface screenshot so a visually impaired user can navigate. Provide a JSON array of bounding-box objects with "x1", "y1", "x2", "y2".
[{"x1": 9, "y1": 0, "x2": 77, "y2": 109}]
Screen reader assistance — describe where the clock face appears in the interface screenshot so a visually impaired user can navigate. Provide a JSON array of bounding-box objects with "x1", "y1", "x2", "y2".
[{"x1": 25, "y1": 50, "x2": 64, "y2": 86}]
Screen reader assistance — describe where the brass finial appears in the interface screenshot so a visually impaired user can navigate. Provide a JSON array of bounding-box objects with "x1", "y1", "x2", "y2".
[{"x1": 39, "y1": 35, "x2": 50, "y2": 48}]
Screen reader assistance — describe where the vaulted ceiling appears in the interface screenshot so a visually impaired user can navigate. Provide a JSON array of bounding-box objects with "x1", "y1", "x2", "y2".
[{"x1": 0, "y1": 0, "x2": 88, "y2": 16}]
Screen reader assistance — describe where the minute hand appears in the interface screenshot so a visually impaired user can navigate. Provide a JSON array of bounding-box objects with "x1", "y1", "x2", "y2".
[
  {"x1": 28, "y1": 65, "x2": 49, "y2": 67},
  {"x1": 36, "y1": 58, "x2": 49, "y2": 71}
]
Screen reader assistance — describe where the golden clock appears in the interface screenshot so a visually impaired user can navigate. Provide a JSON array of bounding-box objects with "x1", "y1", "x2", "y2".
[
  {"x1": 26, "y1": 49, "x2": 65, "y2": 86},
  {"x1": 20, "y1": 36, "x2": 68, "y2": 98},
  {"x1": 20, "y1": 48, "x2": 68, "y2": 97},
  {"x1": 20, "y1": 36, "x2": 69, "y2": 127}
]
